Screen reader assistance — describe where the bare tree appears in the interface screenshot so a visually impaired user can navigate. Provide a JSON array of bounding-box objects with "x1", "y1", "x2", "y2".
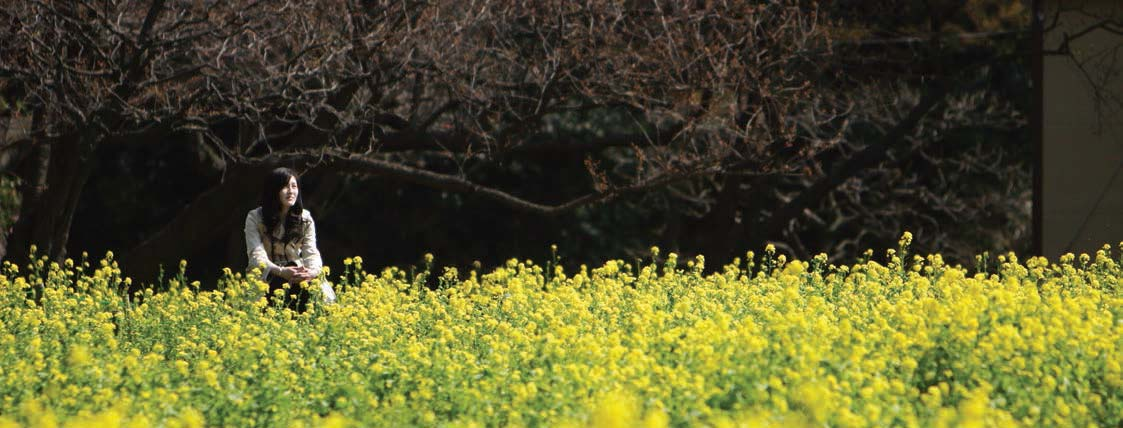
[
  {"x1": 2, "y1": 1, "x2": 845, "y2": 265},
  {"x1": 1, "y1": 0, "x2": 1038, "y2": 275}
]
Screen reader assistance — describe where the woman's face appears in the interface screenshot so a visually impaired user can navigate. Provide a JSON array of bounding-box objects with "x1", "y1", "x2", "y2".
[{"x1": 278, "y1": 176, "x2": 299, "y2": 209}]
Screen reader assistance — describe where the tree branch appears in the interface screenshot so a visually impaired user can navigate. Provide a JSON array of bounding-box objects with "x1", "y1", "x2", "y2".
[
  {"x1": 247, "y1": 149, "x2": 719, "y2": 216},
  {"x1": 756, "y1": 81, "x2": 955, "y2": 242}
]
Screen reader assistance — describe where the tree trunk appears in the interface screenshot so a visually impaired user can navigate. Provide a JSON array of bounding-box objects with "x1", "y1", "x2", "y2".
[
  {"x1": 2, "y1": 143, "x2": 49, "y2": 263},
  {"x1": 2, "y1": 114, "x2": 48, "y2": 263},
  {"x1": 41, "y1": 135, "x2": 96, "y2": 260},
  {"x1": 6, "y1": 131, "x2": 96, "y2": 264},
  {"x1": 682, "y1": 174, "x2": 746, "y2": 264}
]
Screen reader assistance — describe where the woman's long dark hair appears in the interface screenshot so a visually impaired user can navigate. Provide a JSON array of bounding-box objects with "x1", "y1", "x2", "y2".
[{"x1": 261, "y1": 167, "x2": 307, "y2": 243}]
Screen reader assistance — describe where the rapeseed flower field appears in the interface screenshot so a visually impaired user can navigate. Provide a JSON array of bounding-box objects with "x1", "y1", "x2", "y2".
[{"x1": 1, "y1": 235, "x2": 1121, "y2": 427}]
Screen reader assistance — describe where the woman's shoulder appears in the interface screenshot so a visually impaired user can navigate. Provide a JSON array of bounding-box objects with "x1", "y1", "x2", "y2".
[
  {"x1": 246, "y1": 207, "x2": 263, "y2": 221},
  {"x1": 300, "y1": 209, "x2": 315, "y2": 221}
]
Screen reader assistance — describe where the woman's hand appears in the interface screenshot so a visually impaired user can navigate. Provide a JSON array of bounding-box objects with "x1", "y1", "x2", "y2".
[{"x1": 279, "y1": 266, "x2": 315, "y2": 283}]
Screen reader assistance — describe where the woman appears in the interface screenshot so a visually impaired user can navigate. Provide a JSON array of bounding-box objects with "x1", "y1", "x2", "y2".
[{"x1": 245, "y1": 167, "x2": 335, "y2": 311}]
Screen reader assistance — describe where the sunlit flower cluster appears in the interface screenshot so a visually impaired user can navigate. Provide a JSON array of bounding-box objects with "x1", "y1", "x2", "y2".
[{"x1": 1, "y1": 238, "x2": 1121, "y2": 427}]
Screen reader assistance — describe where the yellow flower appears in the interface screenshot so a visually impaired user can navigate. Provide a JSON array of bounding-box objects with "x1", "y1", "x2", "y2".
[
  {"x1": 641, "y1": 408, "x2": 669, "y2": 428},
  {"x1": 67, "y1": 345, "x2": 92, "y2": 367},
  {"x1": 899, "y1": 231, "x2": 913, "y2": 247},
  {"x1": 591, "y1": 392, "x2": 638, "y2": 428},
  {"x1": 170, "y1": 407, "x2": 204, "y2": 428}
]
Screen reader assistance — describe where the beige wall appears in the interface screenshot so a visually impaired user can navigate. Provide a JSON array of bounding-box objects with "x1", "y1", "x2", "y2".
[{"x1": 1043, "y1": 0, "x2": 1123, "y2": 258}]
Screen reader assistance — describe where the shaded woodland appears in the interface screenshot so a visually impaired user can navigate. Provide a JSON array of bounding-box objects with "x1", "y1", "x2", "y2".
[{"x1": 0, "y1": 0, "x2": 1048, "y2": 283}]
